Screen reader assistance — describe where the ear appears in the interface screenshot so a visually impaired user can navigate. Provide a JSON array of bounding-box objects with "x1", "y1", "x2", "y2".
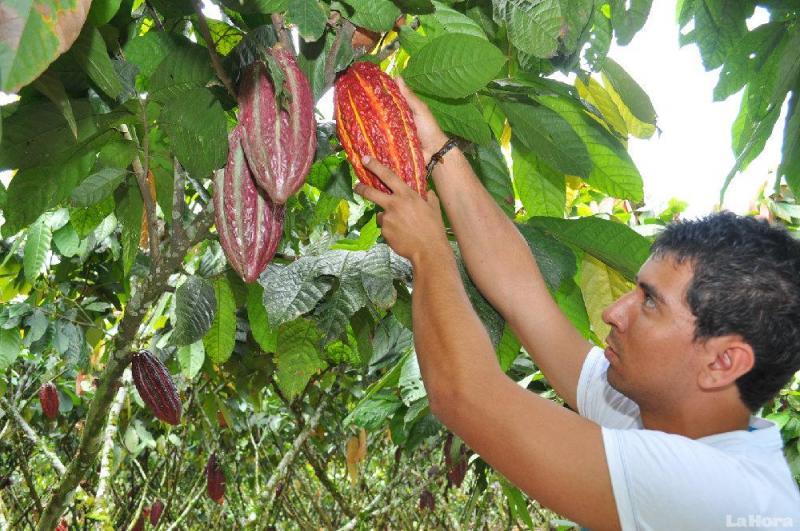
[{"x1": 698, "y1": 338, "x2": 754, "y2": 390}]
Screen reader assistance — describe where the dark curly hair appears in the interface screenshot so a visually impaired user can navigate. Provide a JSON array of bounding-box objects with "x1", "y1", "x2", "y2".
[{"x1": 651, "y1": 212, "x2": 800, "y2": 411}]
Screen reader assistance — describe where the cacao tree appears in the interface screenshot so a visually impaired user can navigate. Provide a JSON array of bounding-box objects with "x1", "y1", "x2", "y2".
[{"x1": 0, "y1": 0, "x2": 797, "y2": 529}]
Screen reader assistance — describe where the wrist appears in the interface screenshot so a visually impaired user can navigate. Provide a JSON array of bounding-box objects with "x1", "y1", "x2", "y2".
[
  {"x1": 410, "y1": 238, "x2": 454, "y2": 270},
  {"x1": 423, "y1": 133, "x2": 450, "y2": 160}
]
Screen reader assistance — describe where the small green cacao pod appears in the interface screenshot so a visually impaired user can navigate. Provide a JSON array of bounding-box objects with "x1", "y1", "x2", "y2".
[
  {"x1": 131, "y1": 350, "x2": 182, "y2": 425},
  {"x1": 38, "y1": 382, "x2": 59, "y2": 420},
  {"x1": 206, "y1": 452, "x2": 226, "y2": 504}
]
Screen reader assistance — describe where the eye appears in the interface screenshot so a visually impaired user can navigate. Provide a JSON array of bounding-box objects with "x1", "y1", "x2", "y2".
[{"x1": 642, "y1": 292, "x2": 656, "y2": 309}]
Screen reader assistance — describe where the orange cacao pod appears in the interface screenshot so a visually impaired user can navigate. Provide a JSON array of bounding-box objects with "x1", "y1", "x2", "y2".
[
  {"x1": 238, "y1": 47, "x2": 316, "y2": 204},
  {"x1": 39, "y1": 382, "x2": 59, "y2": 420},
  {"x1": 150, "y1": 499, "x2": 164, "y2": 525},
  {"x1": 206, "y1": 452, "x2": 226, "y2": 504},
  {"x1": 131, "y1": 350, "x2": 181, "y2": 425},
  {"x1": 214, "y1": 125, "x2": 284, "y2": 283},
  {"x1": 334, "y1": 61, "x2": 426, "y2": 196}
]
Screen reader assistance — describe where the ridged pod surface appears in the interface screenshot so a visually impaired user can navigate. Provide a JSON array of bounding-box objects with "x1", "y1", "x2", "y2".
[
  {"x1": 238, "y1": 47, "x2": 316, "y2": 204},
  {"x1": 206, "y1": 453, "x2": 226, "y2": 504},
  {"x1": 131, "y1": 350, "x2": 182, "y2": 425},
  {"x1": 214, "y1": 125, "x2": 284, "y2": 283},
  {"x1": 39, "y1": 382, "x2": 59, "y2": 420},
  {"x1": 335, "y1": 61, "x2": 426, "y2": 196}
]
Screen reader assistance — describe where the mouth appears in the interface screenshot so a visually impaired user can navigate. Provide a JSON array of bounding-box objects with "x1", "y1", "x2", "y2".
[{"x1": 604, "y1": 337, "x2": 620, "y2": 363}]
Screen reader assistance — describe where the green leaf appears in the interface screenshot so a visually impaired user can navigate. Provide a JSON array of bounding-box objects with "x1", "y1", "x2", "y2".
[
  {"x1": 172, "y1": 276, "x2": 217, "y2": 346},
  {"x1": 203, "y1": 276, "x2": 237, "y2": 364},
  {"x1": 113, "y1": 178, "x2": 142, "y2": 275},
  {"x1": 219, "y1": 0, "x2": 288, "y2": 13},
  {"x1": 468, "y1": 143, "x2": 514, "y2": 217},
  {"x1": 585, "y1": 0, "x2": 612, "y2": 71},
  {"x1": 494, "y1": 0, "x2": 561, "y2": 58},
  {"x1": 538, "y1": 96, "x2": 643, "y2": 201},
  {"x1": 32, "y1": 71, "x2": 78, "y2": 139},
  {"x1": 780, "y1": 91, "x2": 800, "y2": 197},
  {"x1": 501, "y1": 480, "x2": 536, "y2": 528},
  {"x1": 288, "y1": 0, "x2": 328, "y2": 42},
  {"x1": 579, "y1": 254, "x2": 632, "y2": 339},
  {"x1": 418, "y1": 94, "x2": 492, "y2": 145},
  {"x1": 601, "y1": 58, "x2": 656, "y2": 125},
  {"x1": 340, "y1": 0, "x2": 401, "y2": 32},
  {"x1": 517, "y1": 224, "x2": 577, "y2": 293},
  {"x1": 524, "y1": 216, "x2": 650, "y2": 281},
  {"x1": 360, "y1": 244, "x2": 396, "y2": 310},
  {"x1": 512, "y1": 144, "x2": 565, "y2": 219},
  {"x1": 559, "y1": 0, "x2": 593, "y2": 54},
  {"x1": 608, "y1": 0, "x2": 652, "y2": 46},
  {"x1": 69, "y1": 25, "x2": 123, "y2": 100},
  {"x1": 23, "y1": 216, "x2": 52, "y2": 283},
  {"x1": 70, "y1": 168, "x2": 128, "y2": 207},
  {"x1": 69, "y1": 197, "x2": 114, "y2": 238},
  {"x1": 247, "y1": 282, "x2": 278, "y2": 352},
  {"x1": 123, "y1": 31, "x2": 180, "y2": 82},
  {"x1": 88, "y1": 0, "x2": 122, "y2": 26},
  {"x1": 275, "y1": 319, "x2": 326, "y2": 399},
  {"x1": 501, "y1": 100, "x2": 592, "y2": 178},
  {"x1": 178, "y1": 341, "x2": 205, "y2": 380},
  {"x1": 313, "y1": 251, "x2": 369, "y2": 341},
  {"x1": 399, "y1": 353, "x2": 426, "y2": 405},
  {"x1": 451, "y1": 242, "x2": 504, "y2": 346},
  {"x1": 350, "y1": 308, "x2": 374, "y2": 365},
  {"x1": 0, "y1": 0, "x2": 92, "y2": 93},
  {"x1": 423, "y1": 1, "x2": 485, "y2": 38},
  {"x1": 261, "y1": 258, "x2": 334, "y2": 327},
  {"x1": 0, "y1": 328, "x2": 21, "y2": 373},
  {"x1": 159, "y1": 87, "x2": 228, "y2": 179},
  {"x1": 403, "y1": 34, "x2": 506, "y2": 98},
  {"x1": 554, "y1": 278, "x2": 591, "y2": 338},
  {"x1": 52, "y1": 223, "x2": 81, "y2": 257},
  {"x1": 344, "y1": 390, "x2": 403, "y2": 430},
  {"x1": 496, "y1": 324, "x2": 521, "y2": 372},
  {"x1": 149, "y1": 45, "x2": 214, "y2": 103},
  {"x1": 713, "y1": 22, "x2": 785, "y2": 102},
  {"x1": 332, "y1": 215, "x2": 380, "y2": 250}
]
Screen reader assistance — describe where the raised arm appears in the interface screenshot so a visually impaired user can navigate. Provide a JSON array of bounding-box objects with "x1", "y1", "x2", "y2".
[{"x1": 396, "y1": 78, "x2": 591, "y2": 408}]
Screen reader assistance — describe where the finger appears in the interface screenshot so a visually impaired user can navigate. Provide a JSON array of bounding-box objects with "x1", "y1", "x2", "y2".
[
  {"x1": 361, "y1": 155, "x2": 409, "y2": 195},
  {"x1": 376, "y1": 212, "x2": 384, "y2": 226},
  {"x1": 354, "y1": 181, "x2": 391, "y2": 208},
  {"x1": 426, "y1": 190, "x2": 440, "y2": 208},
  {"x1": 395, "y1": 77, "x2": 428, "y2": 116}
]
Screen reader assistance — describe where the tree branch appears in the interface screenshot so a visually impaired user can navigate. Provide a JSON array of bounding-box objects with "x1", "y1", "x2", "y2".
[
  {"x1": 93, "y1": 375, "x2": 129, "y2": 520},
  {"x1": 323, "y1": 20, "x2": 354, "y2": 93},
  {"x1": 34, "y1": 207, "x2": 215, "y2": 531},
  {"x1": 0, "y1": 397, "x2": 67, "y2": 474},
  {"x1": 271, "y1": 13, "x2": 293, "y2": 53},
  {"x1": 191, "y1": 0, "x2": 237, "y2": 100},
  {"x1": 172, "y1": 157, "x2": 186, "y2": 242}
]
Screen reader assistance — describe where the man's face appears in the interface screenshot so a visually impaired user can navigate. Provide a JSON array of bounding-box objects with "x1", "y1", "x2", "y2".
[{"x1": 601, "y1": 254, "x2": 702, "y2": 408}]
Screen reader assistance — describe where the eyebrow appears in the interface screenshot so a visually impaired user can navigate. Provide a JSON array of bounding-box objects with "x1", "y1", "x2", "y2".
[{"x1": 635, "y1": 276, "x2": 666, "y2": 305}]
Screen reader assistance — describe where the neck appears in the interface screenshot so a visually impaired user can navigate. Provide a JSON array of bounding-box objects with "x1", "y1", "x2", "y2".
[{"x1": 639, "y1": 392, "x2": 752, "y2": 439}]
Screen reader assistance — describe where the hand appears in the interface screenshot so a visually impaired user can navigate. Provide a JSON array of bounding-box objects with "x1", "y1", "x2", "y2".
[
  {"x1": 396, "y1": 77, "x2": 450, "y2": 161},
  {"x1": 354, "y1": 155, "x2": 450, "y2": 264}
]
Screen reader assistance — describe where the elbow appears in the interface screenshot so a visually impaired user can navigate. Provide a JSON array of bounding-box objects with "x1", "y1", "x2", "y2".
[{"x1": 426, "y1": 383, "x2": 462, "y2": 427}]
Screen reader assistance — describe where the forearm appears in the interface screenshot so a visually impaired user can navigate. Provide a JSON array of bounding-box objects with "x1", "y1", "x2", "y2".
[{"x1": 410, "y1": 246, "x2": 501, "y2": 411}]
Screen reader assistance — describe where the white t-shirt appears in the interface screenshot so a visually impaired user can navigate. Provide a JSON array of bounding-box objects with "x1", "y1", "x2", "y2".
[{"x1": 577, "y1": 346, "x2": 800, "y2": 531}]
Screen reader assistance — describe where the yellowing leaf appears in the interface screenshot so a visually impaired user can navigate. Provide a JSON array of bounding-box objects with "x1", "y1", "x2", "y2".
[
  {"x1": 601, "y1": 73, "x2": 656, "y2": 139},
  {"x1": 575, "y1": 76, "x2": 628, "y2": 137},
  {"x1": 579, "y1": 254, "x2": 632, "y2": 341}
]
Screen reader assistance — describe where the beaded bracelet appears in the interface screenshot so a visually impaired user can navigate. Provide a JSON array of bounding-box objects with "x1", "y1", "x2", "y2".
[{"x1": 425, "y1": 138, "x2": 459, "y2": 176}]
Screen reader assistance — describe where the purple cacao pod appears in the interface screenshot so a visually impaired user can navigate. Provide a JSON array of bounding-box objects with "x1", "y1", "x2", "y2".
[
  {"x1": 131, "y1": 350, "x2": 182, "y2": 425},
  {"x1": 149, "y1": 499, "x2": 164, "y2": 525},
  {"x1": 39, "y1": 382, "x2": 59, "y2": 420},
  {"x1": 215, "y1": 125, "x2": 284, "y2": 283},
  {"x1": 206, "y1": 452, "x2": 226, "y2": 504},
  {"x1": 238, "y1": 47, "x2": 316, "y2": 204}
]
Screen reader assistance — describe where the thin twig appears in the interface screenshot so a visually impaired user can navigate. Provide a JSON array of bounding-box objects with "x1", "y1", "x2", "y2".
[
  {"x1": 145, "y1": 0, "x2": 165, "y2": 31},
  {"x1": 0, "y1": 397, "x2": 66, "y2": 474},
  {"x1": 15, "y1": 431, "x2": 43, "y2": 514},
  {"x1": 172, "y1": 157, "x2": 187, "y2": 241},
  {"x1": 271, "y1": 13, "x2": 293, "y2": 52},
  {"x1": 323, "y1": 17, "x2": 351, "y2": 91},
  {"x1": 191, "y1": 0, "x2": 237, "y2": 100}
]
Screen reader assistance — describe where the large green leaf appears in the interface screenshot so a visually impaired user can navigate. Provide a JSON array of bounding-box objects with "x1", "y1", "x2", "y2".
[
  {"x1": 608, "y1": 0, "x2": 652, "y2": 46},
  {"x1": 219, "y1": 0, "x2": 288, "y2": 13},
  {"x1": 512, "y1": 144, "x2": 565, "y2": 219},
  {"x1": 344, "y1": 390, "x2": 403, "y2": 430},
  {"x1": 123, "y1": 31, "x2": 180, "y2": 83},
  {"x1": 32, "y1": 71, "x2": 78, "y2": 139},
  {"x1": 159, "y1": 87, "x2": 228, "y2": 179},
  {"x1": 554, "y1": 278, "x2": 591, "y2": 339},
  {"x1": 539, "y1": 96, "x2": 643, "y2": 201},
  {"x1": 275, "y1": 319, "x2": 326, "y2": 399},
  {"x1": 0, "y1": 328, "x2": 21, "y2": 373},
  {"x1": 601, "y1": 57, "x2": 656, "y2": 125},
  {"x1": 288, "y1": 0, "x2": 328, "y2": 42},
  {"x1": 403, "y1": 34, "x2": 506, "y2": 98},
  {"x1": 0, "y1": 0, "x2": 92, "y2": 93},
  {"x1": 418, "y1": 94, "x2": 492, "y2": 145},
  {"x1": 780, "y1": 91, "x2": 800, "y2": 197},
  {"x1": 681, "y1": 1, "x2": 750, "y2": 71},
  {"x1": 247, "y1": 282, "x2": 278, "y2": 352},
  {"x1": 340, "y1": 0, "x2": 401, "y2": 32},
  {"x1": 421, "y1": 1, "x2": 486, "y2": 38},
  {"x1": 203, "y1": 276, "x2": 237, "y2": 364},
  {"x1": 451, "y1": 242, "x2": 504, "y2": 346},
  {"x1": 261, "y1": 258, "x2": 334, "y2": 327},
  {"x1": 52, "y1": 223, "x2": 80, "y2": 257},
  {"x1": 69, "y1": 25, "x2": 123, "y2": 100},
  {"x1": 585, "y1": 0, "x2": 612, "y2": 71},
  {"x1": 313, "y1": 251, "x2": 369, "y2": 342},
  {"x1": 713, "y1": 22, "x2": 785, "y2": 102},
  {"x1": 148, "y1": 45, "x2": 214, "y2": 102},
  {"x1": 177, "y1": 341, "x2": 205, "y2": 380},
  {"x1": 494, "y1": 0, "x2": 561, "y2": 58},
  {"x1": 113, "y1": 178, "x2": 142, "y2": 275},
  {"x1": 468, "y1": 143, "x2": 514, "y2": 217},
  {"x1": 359, "y1": 244, "x2": 396, "y2": 310},
  {"x1": 580, "y1": 254, "x2": 632, "y2": 339},
  {"x1": 23, "y1": 216, "x2": 52, "y2": 283},
  {"x1": 70, "y1": 168, "x2": 128, "y2": 207},
  {"x1": 501, "y1": 100, "x2": 592, "y2": 178},
  {"x1": 517, "y1": 224, "x2": 577, "y2": 293},
  {"x1": 172, "y1": 276, "x2": 217, "y2": 346},
  {"x1": 524, "y1": 216, "x2": 650, "y2": 281},
  {"x1": 559, "y1": 0, "x2": 593, "y2": 53}
]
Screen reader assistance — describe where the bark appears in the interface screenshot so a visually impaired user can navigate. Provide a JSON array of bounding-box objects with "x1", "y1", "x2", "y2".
[{"x1": 93, "y1": 374, "x2": 129, "y2": 520}]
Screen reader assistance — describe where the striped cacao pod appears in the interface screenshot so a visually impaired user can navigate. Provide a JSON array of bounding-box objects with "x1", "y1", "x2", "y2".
[
  {"x1": 238, "y1": 47, "x2": 316, "y2": 204},
  {"x1": 131, "y1": 350, "x2": 181, "y2": 425},
  {"x1": 214, "y1": 125, "x2": 284, "y2": 283},
  {"x1": 149, "y1": 499, "x2": 164, "y2": 525},
  {"x1": 335, "y1": 61, "x2": 427, "y2": 196},
  {"x1": 39, "y1": 382, "x2": 59, "y2": 420},
  {"x1": 206, "y1": 453, "x2": 226, "y2": 504}
]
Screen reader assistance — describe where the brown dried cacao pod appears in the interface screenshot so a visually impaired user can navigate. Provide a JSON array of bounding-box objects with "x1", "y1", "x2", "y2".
[
  {"x1": 238, "y1": 47, "x2": 316, "y2": 204},
  {"x1": 335, "y1": 61, "x2": 427, "y2": 197},
  {"x1": 149, "y1": 499, "x2": 164, "y2": 525},
  {"x1": 418, "y1": 489, "x2": 435, "y2": 511},
  {"x1": 39, "y1": 382, "x2": 59, "y2": 420},
  {"x1": 131, "y1": 350, "x2": 182, "y2": 425},
  {"x1": 206, "y1": 452, "x2": 226, "y2": 504},
  {"x1": 214, "y1": 125, "x2": 285, "y2": 283}
]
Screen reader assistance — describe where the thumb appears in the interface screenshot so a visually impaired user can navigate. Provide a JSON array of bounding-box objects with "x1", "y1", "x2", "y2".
[
  {"x1": 396, "y1": 76, "x2": 426, "y2": 115},
  {"x1": 426, "y1": 189, "x2": 440, "y2": 208}
]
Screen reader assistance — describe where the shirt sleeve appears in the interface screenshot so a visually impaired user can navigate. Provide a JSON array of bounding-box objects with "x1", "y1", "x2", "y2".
[
  {"x1": 576, "y1": 346, "x2": 641, "y2": 429},
  {"x1": 601, "y1": 428, "x2": 784, "y2": 531}
]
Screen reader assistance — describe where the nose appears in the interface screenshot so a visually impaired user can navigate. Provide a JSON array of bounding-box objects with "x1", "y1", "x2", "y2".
[{"x1": 602, "y1": 290, "x2": 635, "y2": 332}]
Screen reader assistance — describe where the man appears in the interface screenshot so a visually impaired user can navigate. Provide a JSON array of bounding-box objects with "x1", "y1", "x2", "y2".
[{"x1": 353, "y1": 78, "x2": 800, "y2": 530}]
